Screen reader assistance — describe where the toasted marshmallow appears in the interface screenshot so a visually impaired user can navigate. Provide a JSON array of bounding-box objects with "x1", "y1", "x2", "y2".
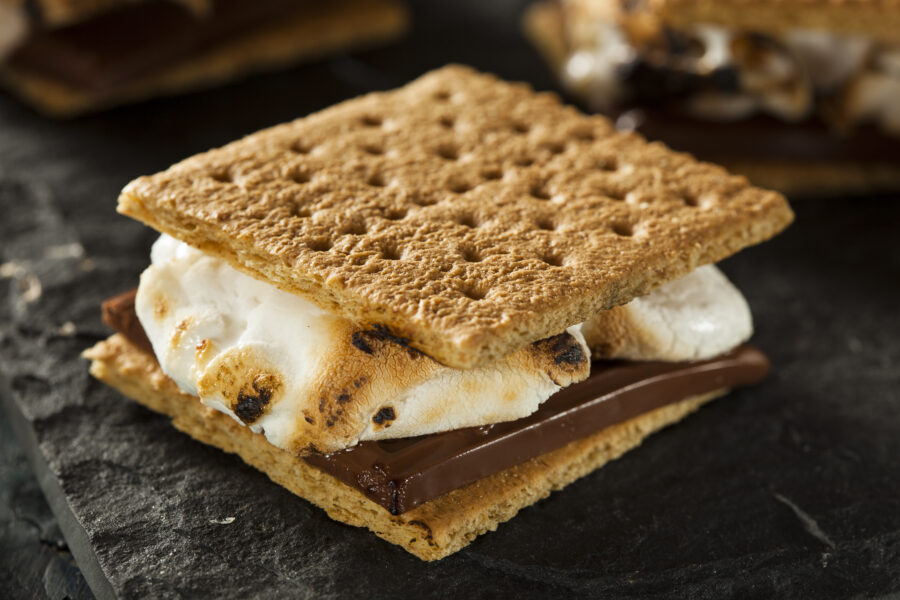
[
  {"x1": 582, "y1": 265, "x2": 752, "y2": 361},
  {"x1": 135, "y1": 235, "x2": 590, "y2": 454},
  {"x1": 558, "y1": 13, "x2": 900, "y2": 134},
  {"x1": 784, "y1": 30, "x2": 872, "y2": 92}
]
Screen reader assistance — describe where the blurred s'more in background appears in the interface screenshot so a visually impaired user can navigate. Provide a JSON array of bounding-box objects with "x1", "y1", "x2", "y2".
[
  {"x1": 525, "y1": 0, "x2": 900, "y2": 196},
  {"x1": 0, "y1": 0, "x2": 408, "y2": 117}
]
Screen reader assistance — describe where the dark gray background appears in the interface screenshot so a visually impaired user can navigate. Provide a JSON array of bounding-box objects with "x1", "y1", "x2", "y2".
[{"x1": 2, "y1": 1, "x2": 899, "y2": 598}]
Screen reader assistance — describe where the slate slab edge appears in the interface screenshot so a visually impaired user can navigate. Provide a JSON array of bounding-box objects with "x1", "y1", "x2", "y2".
[{"x1": 2, "y1": 375, "x2": 113, "y2": 600}]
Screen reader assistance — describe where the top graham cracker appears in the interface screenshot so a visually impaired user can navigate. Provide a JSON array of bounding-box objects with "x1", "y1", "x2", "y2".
[{"x1": 118, "y1": 65, "x2": 793, "y2": 369}]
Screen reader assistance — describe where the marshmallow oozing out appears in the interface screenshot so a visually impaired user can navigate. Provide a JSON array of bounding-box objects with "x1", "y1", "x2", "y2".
[{"x1": 582, "y1": 265, "x2": 753, "y2": 361}]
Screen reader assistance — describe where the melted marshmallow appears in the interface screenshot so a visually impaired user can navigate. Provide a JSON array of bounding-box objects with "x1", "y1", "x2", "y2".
[
  {"x1": 582, "y1": 265, "x2": 753, "y2": 362},
  {"x1": 135, "y1": 235, "x2": 586, "y2": 450}
]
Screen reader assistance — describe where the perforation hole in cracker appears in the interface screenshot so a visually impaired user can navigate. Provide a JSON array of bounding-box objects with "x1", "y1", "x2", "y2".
[
  {"x1": 611, "y1": 221, "x2": 635, "y2": 237},
  {"x1": 480, "y1": 168, "x2": 503, "y2": 181},
  {"x1": 596, "y1": 156, "x2": 619, "y2": 172},
  {"x1": 535, "y1": 216, "x2": 556, "y2": 231},
  {"x1": 360, "y1": 143, "x2": 385, "y2": 156},
  {"x1": 306, "y1": 237, "x2": 333, "y2": 252},
  {"x1": 290, "y1": 204, "x2": 311, "y2": 218},
  {"x1": 436, "y1": 143, "x2": 460, "y2": 161},
  {"x1": 367, "y1": 172, "x2": 387, "y2": 187},
  {"x1": 447, "y1": 178, "x2": 474, "y2": 194},
  {"x1": 380, "y1": 243, "x2": 402, "y2": 261},
  {"x1": 459, "y1": 245, "x2": 482, "y2": 263},
  {"x1": 540, "y1": 253, "x2": 565, "y2": 267},
  {"x1": 455, "y1": 213, "x2": 480, "y2": 228},
  {"x1": 339, "y1": 220, "x2": 368, "y2": 236},
  {"x1": 360, "y1": 114, "x2": 383, "y2": 127},
  {"x1": 290, "y1": 170, "x2": 311, "y2": 184},
  {"x1": 210, "y1": 170, "x2": 233, "y2": 184},
  {"x1": 382, "y1": 207, "x2": 407, "y2": 221},
  {"x1": 530, "y1": 182, "x2": 552, "y2": 201},
  {"x1": 460, "y1": 284, "x2": 487, "y2": 301},
  {"x1": 540, "y1": 141, "x2": 566, "y2": 155},
  {"x1": 289, "y1": 141, "x2": 313, "y2": 154},
  {"x1": 410, "y1": 193, "x2": 437, "y2": 207},
  {"x1": 604, "y1": 186, "x2": 627, "y2": 201},
  {"x1": 512, "y1": 121, "x2": 530, "y2": 134},
  {"x1": 515, "y1": 156, "x2": 535, "y2": 167}
]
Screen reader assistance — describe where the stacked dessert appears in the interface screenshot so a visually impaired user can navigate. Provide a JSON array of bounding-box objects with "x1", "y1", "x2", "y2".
[
  {"x1": 0, "y1": 0, "x2": 408, "y2": 116},
  {"x1": 85, "y1": 65, "x2": 793, "y2": 559},
  {"x1": 525, "y1": 0, "x2": 900, "y2": 195}
]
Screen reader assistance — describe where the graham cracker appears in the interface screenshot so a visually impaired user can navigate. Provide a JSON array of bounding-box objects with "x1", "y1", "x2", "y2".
[
  {"x1": 1, "y1": 0, "x2": 409, "y2": 117},
  {"x1": 554, "y1": 0, "x2": 900, "y2": 45},
  {"x1": 119, "y1": 64, "x2": 793, "y2": 369},
  {"x1": 651, "y1": 0, "x2": 900, "y2": 45},
  {"x1": 84, "y1": 334, "x2": 723, "y2": 561}
]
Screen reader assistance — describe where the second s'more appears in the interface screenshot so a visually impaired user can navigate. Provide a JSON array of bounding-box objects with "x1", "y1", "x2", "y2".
[
  {"x1": 525, "y1": 0, "x2": 900, "y2": 195},
  {"x1": 84, "y1": 65, "x2": 793, "y2": 560},
  {"x1": 0, "y1": 0, "x2": 408, "y2": 116}
]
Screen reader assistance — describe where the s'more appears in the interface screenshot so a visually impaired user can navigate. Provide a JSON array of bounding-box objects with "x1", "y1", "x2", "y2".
[
  {"x1": 0, "y1": 0, "x2": 408, "y2": 116},
  {"x1": 524, "y1": 0, "x2": 900, "y2": 196},
  {"x1": 84, "y1": 65, "x2": 793, "y2": 561}
]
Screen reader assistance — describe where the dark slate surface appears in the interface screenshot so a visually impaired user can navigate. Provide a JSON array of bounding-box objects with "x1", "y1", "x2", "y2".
[{"x1": 1, "y1": 1, "x2": 899, "y2": 598}]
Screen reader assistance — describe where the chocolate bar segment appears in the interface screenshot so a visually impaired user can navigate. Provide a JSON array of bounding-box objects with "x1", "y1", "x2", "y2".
[
  {"x1": 101, "y1": 289, "x2": 154, "y2": 354},
  {"x1": 622, "y1": 109, "x2": 900, "y2": 164},
  {"x1": 307, "y1": 346, "x2": 769, "y2": 514}
]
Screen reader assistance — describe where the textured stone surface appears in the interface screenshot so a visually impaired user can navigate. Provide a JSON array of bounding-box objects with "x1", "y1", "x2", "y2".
[{"x1": 1, "y1": 0, "x2": 900, "y2": 598}]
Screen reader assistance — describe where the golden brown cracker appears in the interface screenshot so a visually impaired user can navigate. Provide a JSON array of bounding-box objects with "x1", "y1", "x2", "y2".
[
  {"x1": 119, "y1": 64, "x2": 792, "y2": 369},
  {"x1": 651, "y1": 0, "x2": 900, "y2": 45}
]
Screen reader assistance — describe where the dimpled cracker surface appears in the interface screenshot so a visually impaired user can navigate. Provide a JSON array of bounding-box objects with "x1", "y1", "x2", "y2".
[{"x1": 119, "y1": 65, "x2": 793, "y2": 369}]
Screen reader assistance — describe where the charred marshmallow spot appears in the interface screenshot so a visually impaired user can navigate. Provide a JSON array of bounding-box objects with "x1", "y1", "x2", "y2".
[
  {"x1": 527, "y1": 326, "x2": 590, "y2": 387},
  {"x1": 351, "y1": 331, "x2": 375, "y2": 354},
  {"x1": 234, "y1": 374, "x2": 280, "y2": 424},
  {"x1": 540, "y1": 332, "x2": 587, "y2": 366},
  {"x1": 350, "y1": 326, "x2": 423, "y2": 360},
  {"x1": 372, "y1": 406, "x2": 396, "y2": 427}
]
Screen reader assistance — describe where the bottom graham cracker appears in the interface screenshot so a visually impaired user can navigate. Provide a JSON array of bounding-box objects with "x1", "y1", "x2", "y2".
[{"x1": 84, "y1": 334, "x2": 722, "y2": 561}]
